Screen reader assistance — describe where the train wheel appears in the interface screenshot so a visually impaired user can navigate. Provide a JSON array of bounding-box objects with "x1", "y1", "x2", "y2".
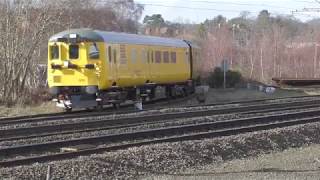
[{"x1": 112, "y1": 103, "x2": 120, "y2": 109}]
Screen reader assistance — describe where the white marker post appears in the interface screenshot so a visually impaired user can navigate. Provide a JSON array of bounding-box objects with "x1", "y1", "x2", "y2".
[
  {"x1": 135, "y1": 99, "x2": 143, "y2": 111},
  {"x1": 46, "y1": 165, "x2": 51, "y2": 180}
]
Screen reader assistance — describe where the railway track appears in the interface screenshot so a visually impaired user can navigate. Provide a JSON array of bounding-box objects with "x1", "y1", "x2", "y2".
[
  {"x1": 1, "y1": 98, "x2": 320, "y2": 142},
  {"x1": 0, "y1": 95, "x2": 318, "y2": 126},
  {"x1": 1, "y1": 107, "x2": 320, "y2": 167},
  {"x1": 0, "y1": 95, "x2": 195, "y2": 125}
]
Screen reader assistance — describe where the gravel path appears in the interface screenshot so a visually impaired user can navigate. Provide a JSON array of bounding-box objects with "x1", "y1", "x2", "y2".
[{"x1": 2, "y1": 112, "x2": 320, "y2": 179}]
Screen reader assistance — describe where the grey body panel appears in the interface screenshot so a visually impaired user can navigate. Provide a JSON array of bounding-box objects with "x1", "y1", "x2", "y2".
[{"x1": 70, "y1": 95, "x2": 97, "y2": 109}]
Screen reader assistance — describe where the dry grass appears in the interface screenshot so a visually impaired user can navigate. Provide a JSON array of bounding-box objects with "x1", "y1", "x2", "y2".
[
  {"x1": 0, "y1": 102, "x2": 61, "y2": 118},
  {"x1": 204, "y1": 88, "x2": 306, "y2": 103},
  {"x1": 180, "y1": 88, "x2": 308, "y2": 106}
]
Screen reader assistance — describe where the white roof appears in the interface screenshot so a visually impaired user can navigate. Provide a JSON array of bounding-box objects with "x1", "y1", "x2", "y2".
[
  {"x1": 96, "y1": 30, "x2": 189, "y2": 48},
  {"x1": 49, "y1": 29, "x2": 190, "y2": 48}
]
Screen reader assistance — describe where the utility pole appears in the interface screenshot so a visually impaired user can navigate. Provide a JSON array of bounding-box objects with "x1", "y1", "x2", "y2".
[
  {"x1": 314, "y1": 43, "x2": 318, "y2": 78},
  {"x1": 314, "y1": 43, "x2": 319, "y2": 78},
  {"x1": 221, "y1": 59, "x2": 228, "y2": 89},
  {"x1": 231, "y1": 24, "x2": 236, "y2": 69}
]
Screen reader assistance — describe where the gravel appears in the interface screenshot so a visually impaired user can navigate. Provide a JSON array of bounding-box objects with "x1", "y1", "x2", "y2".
[
  {"x1": 0, "y1": 104, "x2": 241, "y2": 130},
  {"x1": 1, "y1": 95, "x2": 317, "y2": 130},
  {"x1": 2, "y1": 109, "x2": 320, "y2": 179},
  {"x1": 0, "y1": 119, "x2": 320, "y2": 179},
  {"x1": 0, "y1": 113, "x2": 240, "y2": 148},
  {"x1": 1, "y1": 107, "x2": 320, "y2": 148}
]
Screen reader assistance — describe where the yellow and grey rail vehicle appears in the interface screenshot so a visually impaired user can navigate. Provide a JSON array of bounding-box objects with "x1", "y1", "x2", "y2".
[{"x1": 47, "y1": 29, "x2": 201, "y2": 110}]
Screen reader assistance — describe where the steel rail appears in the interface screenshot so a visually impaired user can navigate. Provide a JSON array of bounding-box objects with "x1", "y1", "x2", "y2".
[
  {"x1": 0, "y1": 107, "x2": 320, "y2": 157},
  {"x1": 1, "y1": 101, "x2": 320, "y2": 142},
  {"x1": 1, "y1": 98, "x2": 320, "y2": 140},
  {"x1": 0, "y1": 95, "x2": 318, "y2": 125},
  {"x1": 2, "y1": 102, "x2": 319, "y2": 142},
  {"x1": 0, "y1": 95, "x2": 194, "y2": 125},
  {"x1": 1, "y1": 108, "x2": 320, "y2": 167}
]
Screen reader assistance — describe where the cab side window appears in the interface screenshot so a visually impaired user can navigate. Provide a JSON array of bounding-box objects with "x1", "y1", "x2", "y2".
[
  {"x1": 89, "y1": 43, "x2": 99, "y2": 59},
  {"x1": 50, "y1": 45, "x2": 59, "y2": 60}
]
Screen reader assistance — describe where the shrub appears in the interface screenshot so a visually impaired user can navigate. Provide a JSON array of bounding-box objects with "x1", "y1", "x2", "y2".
[
  {"x1": 226, "y1": 70, "x2": 242, "y2": 87},
  {"x1": 207, "y1": 67, "x2": 224, "y2": 88},
  {"x1": 207, "y1": 67, "x2": 242, "y2": 88}
]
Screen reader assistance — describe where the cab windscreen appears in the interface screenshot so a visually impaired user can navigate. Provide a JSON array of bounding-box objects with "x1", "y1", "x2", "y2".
[{"x1": 69, "y1": 44, "x2": 79, "y2": 59}]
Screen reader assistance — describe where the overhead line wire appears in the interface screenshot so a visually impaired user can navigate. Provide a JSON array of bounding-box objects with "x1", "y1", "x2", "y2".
[{"x1": 98, "y1": 0, "x2": 315, "y2": 19}]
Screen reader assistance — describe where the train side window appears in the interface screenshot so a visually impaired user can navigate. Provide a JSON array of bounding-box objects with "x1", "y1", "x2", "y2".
[
  {"x1": 142, "y1": 50, "x2": 147, "y2": 63},
  {"x1": 131, "y1": 49, "x2": 137, "y2": 64},
  {"x1": 69, "y1": 44, "x2": 79, "y2": 59},
  {"x1": 108, "y1": 46, "x2": 112, "y2": 63},
  {"x1": 151, "y1": 51, "x2": 154, "y2": 63},
  {"x1": 155, "y1": 51, "x2": 161, "y2": 63},
  {"x1": 113, "y1": 49, "x2": 117, "y2": 64},
  {"x1": 147, "y1": 51, "x2": 150, "y2": 63},
  {"x1": 50, "y1": 45, "x2": 59, "y2": 60},
  {"x1": 163, "y1": 51, "x2": 169, "y2": 63},
  {"x1": 171, "y1": 52, "x2": 176, "y2": 63}
]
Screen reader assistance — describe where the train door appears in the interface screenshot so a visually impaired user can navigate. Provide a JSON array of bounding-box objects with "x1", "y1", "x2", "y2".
[
  {"x1": 112, "y1": 46, "x2": 119, "y2": 85},
  {"x1": 107, "y1": 45, "x2": 118, "y2": 86}
]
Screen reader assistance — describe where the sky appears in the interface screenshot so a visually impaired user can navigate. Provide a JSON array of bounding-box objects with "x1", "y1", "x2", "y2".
[{"x1": 135, "y1": 0, "x2": 320, "y2": 23}]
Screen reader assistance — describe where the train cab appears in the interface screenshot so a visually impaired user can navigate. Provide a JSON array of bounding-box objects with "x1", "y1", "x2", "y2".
[{"x1": 48, "y1": 33, "x2": 105, "y2": 110}]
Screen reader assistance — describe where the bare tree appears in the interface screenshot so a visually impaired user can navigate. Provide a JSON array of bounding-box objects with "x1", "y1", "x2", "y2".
[
  {"x1": 0, "y1": 0, "x2": 66, "y2": 104},
  {"x1": 0, "y1": 0, "x2": 145, "y2": 105}
]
